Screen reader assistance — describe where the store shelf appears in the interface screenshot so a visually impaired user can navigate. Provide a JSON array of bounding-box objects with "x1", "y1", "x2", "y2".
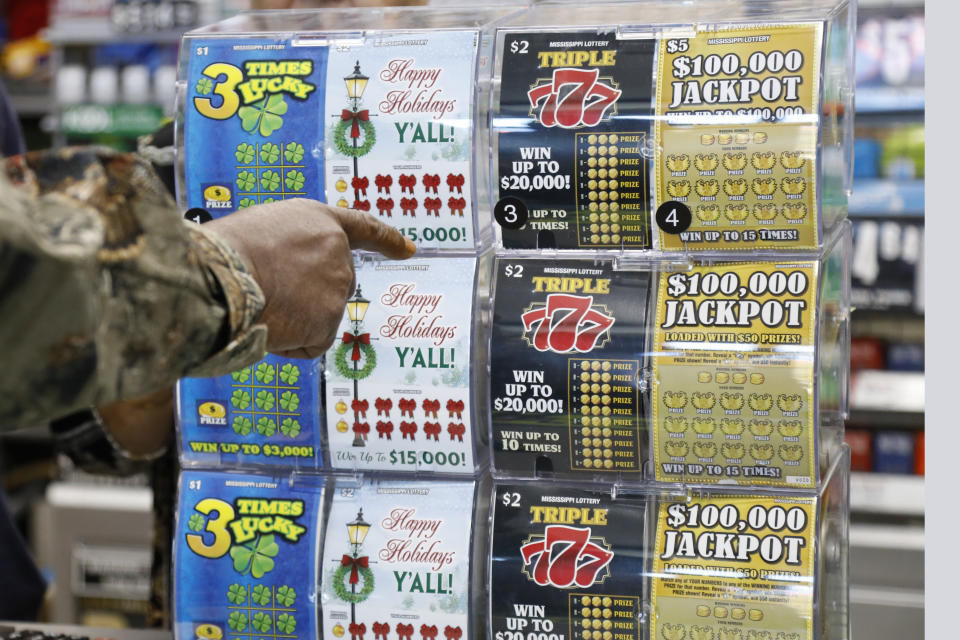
[
  {"x1": 848, "y1": 407, "x2": 924, "y2": 430},
  {"x1": 44, "y1": 19, "x2": 184, "y2": 45},
  {"x1": 851, "y1": 472, "x2": 924, "y2": 516},
  {"x1": 851, "y1": 370, "x2": 924, "y2": 413},
  {"x1": 850, "y1": 178, "x2": 924, "y2": 217},
  {"x1": 855, "y1": 86, "x2": 925, "y2": 114}
]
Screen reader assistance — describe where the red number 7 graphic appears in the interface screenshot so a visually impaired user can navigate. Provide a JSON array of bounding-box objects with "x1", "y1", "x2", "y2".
[
  {"x1": 527, "y1": 68, "x2": 622, "y2": 129},
  {"x1": 520, "y1": 525, "x2": 614, "y2": 588},
  {"x1": 521, "y1": 294, "x2": 615, "y2": 354}
]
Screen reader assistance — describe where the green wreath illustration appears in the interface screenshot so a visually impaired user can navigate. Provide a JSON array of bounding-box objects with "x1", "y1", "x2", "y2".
[
  {"x1": 332, "y1": 563, "x2": 374, "y2": 604},
  {"x1": 334, "y1": 341, "x2": 376, "y2": 380},
  {"x1": 333, "y1": 119, "x2": 376, "y2": 158}
]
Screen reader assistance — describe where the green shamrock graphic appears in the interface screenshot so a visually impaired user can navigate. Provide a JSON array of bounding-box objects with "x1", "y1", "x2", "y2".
[
  {"x1": 236, "y1": 170, "x2": 256, "y2": 192},
  {"x1": 252, "y1": 612, "x2": 272, "y2": 633},
  {"x1": 279, "y1": 391, "x2": 300, "y2": 412},
  {"x1": 227, "y1": 583, "x2": 248, "y2": 604},
  {"x1": 188, "y1": 514, "x2": 205, "y2": 532},
  {"x1": 230, "y1": 534, "x2": 279, "y2": 578},
  {"x1": 260, "y1": 170, "x2": 281, "y2": 192},
  {"x1": 255, "y1": 362, "x2": 275, "y2": 383},
  {"x1": 285, "y1": 170, "x2": 305, "y2": 192},
  {"x1": 195, "y1": 77, "x2": 213, "y2": 95},
  {"x1": 231, "y1": 389, "x2": 251, "y2": 410},
  {"x1": 276, "y1": 614, "x2": 296, "y2": 634},
  {"x1": 238, "y1": 198, "x2": 256, "y2": 209},
  {"x1": 235, "y1": 143, "x2": 256, "y2": 164},
  {"x1": 276, "y1": 585, "x2": 296, "y2": 607},
  {"x1": 284, "y1": 142, "x2": 304, "y2": 163},
  {"x1": 227, "y1": 612, "x2": 248, "y2": 632},
  {"x1": 231, "y1": 367, "x2": 251, "y2": 383},
  {"x1": 262, "y1": 197, "x2": 278, "y2": 204},
  {"x1": 252, "y1": 584, "x2": 272, "y2": 606},
  {"x1": 260, "y1": 143, "x2": 280, "y2": 164},
  {"x1": 256, "y1": 417, "x2": 277, "y2": 437},
  {"x1": 279, "y1": 363, "x2": 300, "y2": 385},
  {"x1": 280, "y1": 418, "x2": 301, "y2": 438},
  {"x1": 232, "y1": 415, "x2": 252, "y2": 436},
  {"x1": 255, "y1": 390, "x2": 275, "y2": 411},
  {"x1": 239, "y1": 94, "x2": 288, "y2": 137}
]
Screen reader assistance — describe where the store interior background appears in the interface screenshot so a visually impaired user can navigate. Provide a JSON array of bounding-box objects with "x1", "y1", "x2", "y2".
[{"x1": 0, "y1": 0, "x2": 924, "y2": 636}]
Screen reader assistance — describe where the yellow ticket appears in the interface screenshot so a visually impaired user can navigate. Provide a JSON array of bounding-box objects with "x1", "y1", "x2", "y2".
[
  {"x1": 651, "y1": 262, "x2": 819, "y2": 487},
  {"x1": 652, "y1": 494, "x2": 816, "y2": 640},
  {"x1": 654, "y1": 23, "x2": 824, "y2": 250}
]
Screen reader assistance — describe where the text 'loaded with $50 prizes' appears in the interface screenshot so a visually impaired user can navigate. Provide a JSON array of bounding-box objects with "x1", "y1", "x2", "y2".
[
  {"x1": 324, "y1": 258, "x2": 478, "y2": 473},
  {"x1": 490, "y1": 483, "x2": 646, "y2": 640},
  {"x1": 494, "y1": 31, "x2": 655, "y2": 249},
  {"x1": 490, "y1": 260, "x2": 648, "y2": 476},
  {"x1": 651, "y1": 263, "x2": 820, "y2": 487},
  {"x1": 320, "y1": 480, "x2": 478, "y2": 640},
  {"x1": 174, "y1": 472, "x2": 324, "y2": 640},
  {"x1": 655, "y1": 24, "x2": 824, "y2": 250}
]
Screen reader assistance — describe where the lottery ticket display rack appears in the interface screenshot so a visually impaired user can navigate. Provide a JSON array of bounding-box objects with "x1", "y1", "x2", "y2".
[{"x1": 170, "y1": 2, "x2": 854, "y2": 640}]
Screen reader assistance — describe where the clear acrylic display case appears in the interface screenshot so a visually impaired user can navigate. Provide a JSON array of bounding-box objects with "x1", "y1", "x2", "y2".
[
  {"x1": 486, "y1": 222, "x2": 851, "y2": 488},
  {"x1": 487, "y1": 0, "x2": 855, "y2": 254},
  {"x1": 483, "y1": 446, "x2": 850, "y2": 640}
]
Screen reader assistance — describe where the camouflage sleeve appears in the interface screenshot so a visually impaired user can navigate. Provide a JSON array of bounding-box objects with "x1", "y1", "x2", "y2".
[{"x1": 0, "y1": 147, "x2": 267, "y2": 429}]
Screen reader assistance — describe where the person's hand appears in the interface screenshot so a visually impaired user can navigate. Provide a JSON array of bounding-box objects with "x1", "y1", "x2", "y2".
[
  {"x1": 97, "y1": 387, "x2": 175, "y2": 458},
  {"x1": 205, "y1": 199, "x2": 416, "y2": 359}
]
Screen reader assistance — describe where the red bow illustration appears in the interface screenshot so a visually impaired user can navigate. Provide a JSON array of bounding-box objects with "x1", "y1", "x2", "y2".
[
  {"x1": 399, "y1": 174, "x2": 417, "y2": 193},
  {"x1": 376, "y1": 197, "x2": 395, "y2": 217},
  {"x1": 399, "y1": 421, "x2": 417, "y2": 440},
  {"x1": 341, "y1": 108, "x2": 370, "y2": 139},
  {"x1": 399, "y1": 398, "x2": 417, "y2": 417},
  {"x1": 400, "y1": 197, "x2": 418, "y2": 216},
  {"x1": 352, "y1": 422, "x2": 369, "y2": 440},
  {"x1": 444, "y1": 627, "x2": 462, "y2": 640},
  {"x1": 397, "y1": 624, "x2": 414, "y2": 640},
  {"x1": 424, "y1": 197, "x2": 442, "y2": 217},
  {"x1": 422, "y1": 173, "x2": 441, "y2": 193},
  {"x1": 352, "y1": 176, "x2": 369, "y2": 197},
  {"x1": 448, "y1": 422, "x2": 466, "y2": 442},
  {"x1": 376, "y1": 421, "x2": 394, "y2": 439},
  {"x1": 342, "y1": 331, "x2": 370, "y2": 361},
  {"x1": 375, "y1": 174, "x2": 393, "y2": 194},
  {"x1": 351, "y1": 398, "x2": 369, "y2": 417},
  {"x1": 446, "y1": 399, "x2": 465, "y2": 419},
  {"x1": 420, "y1": 625, "x2": 439, "y2": 640},
  {"x1": 446, "y1": 173, "x2": 465, "y2": 193},
  {"x1": 423, "y1": 422, "x2": 441, "y2": 441},
  {"x1": 352, "y1": 199, "x2": 370, "y2": 212},
  {"x1": 349, "y1": 622, "x2": 367, "y2": 640},
  {"x1": 341, "y1": 554, "x2": 369, "y2": 584},
  {"x1": 422, "y1": 398, "x2": 440, "y2": 418},
  {"x1": 375, "y1": 397, "x2": 393, "y2": 416},
  {"x1": 447, "y1": 196, "x2": 466, "y2": 217},
  {"x1": 372, "y1": 623, "x2": 390, "y2": 640}
]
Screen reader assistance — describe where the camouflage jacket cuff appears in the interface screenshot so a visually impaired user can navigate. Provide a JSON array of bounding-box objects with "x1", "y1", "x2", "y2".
[{"x1": 186, "y1": 224, "x2": 268, "y2": 376}]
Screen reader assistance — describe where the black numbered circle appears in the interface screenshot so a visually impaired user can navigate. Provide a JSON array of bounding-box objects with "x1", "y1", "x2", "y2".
[
  {"x1": 185, "y1": 208, "x2": 213, "y2": 224},
  {"x1": 655, "y1": 201, "x2": 692, "y2": 234},
  {"x1": 494, "y1": 197, "x2": 528, "y2": 230}
]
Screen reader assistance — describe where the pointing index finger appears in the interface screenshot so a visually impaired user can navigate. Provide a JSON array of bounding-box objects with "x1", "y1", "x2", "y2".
[{"x1": 330, "y1": 205, "x2": 416, "y2": 259}]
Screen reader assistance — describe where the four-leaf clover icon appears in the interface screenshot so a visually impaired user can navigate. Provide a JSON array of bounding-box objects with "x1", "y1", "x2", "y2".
[
  {"x1": 276, "y1": 614, "x2": 296, "y2": 634},
  {"x1": 276, "y1": 585, "x2": 296, "y2": 606},
  {"x1": 252, "y1": 584, "x2": 272, "y2": 606},
  {"x1": 255, "y1": 390, "x2": 276, "y2": 411},
  {"x1": 231, "y1": 367, "x2": 251, "y2": 383},
  {"x1": 227, "y1": 583, "x2": 248, "y2": 604},
  {"x1": 231, "y1": 389, "x2": 251, "y2": 410},
  {"x1": 255, "y1": 362, "x2": 276, "y2": 383},
  {"x1": 279, "y1": 363, "x2": 300, "y2": 385},
  {"x1": 188, "y1": 514, "x2": 205, "y2": 532},
  {"x1": 239, "y1": 94, "x2": 288, "y2": 137},
  {"x1": 279, "y1": 391, "x2": 300, "y2": 412},
  {"x1": 285, "y1": 170, "x2": 305, "y2": 192},
  {"x1": 195, "y1": 77, "x2": 213, "y2": 95},
  {"x1": 238, "y1": 198, "x2": 256, "y2": 209},
  {"x1": 256, "y1": 417, "x2": 277, "y2": 437},
  {"x1": 232, "y1": 415, "x2": 252, "y2": 436},
  {"x1": 280, "y1": 418, "x2": 301, "y2": 438},
  {"x1": 230, "y1": 534, "x2": 279, "y2": 578},
  {"x1": 252, "y1": 613, "x2": 272, "y2": 633},
  {"x1": 260, "y1": 143, "x2": 280, "y2": 164},
  {"x1": 284, "y1": 142, "x2": 304, "y2": 163},
  {"x1": 235, "y1": 143, "x2": 256, "y2": 164},
  {"x1": 236, "y1": 170, "x2": 256, "y2": 192},
  {"x1": 260, "y1": 170, "x2": 281, "y2": 192},
  {"x1": 227, "y1": 612, "x2": 248, "y2": 632}
]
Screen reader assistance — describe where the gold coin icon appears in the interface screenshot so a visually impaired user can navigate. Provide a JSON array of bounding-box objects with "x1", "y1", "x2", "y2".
[
  {"x1": 601, "y1": 395, "x2": 611, "y2": 405},
  {"x1": 731, "y1": 608, "x2": 746, "y2": 620},
  {"x1": 602, "y1": 405, "x2": 611, "y2": 416},
  {"x1": 591, "y1": 233, "x2": 601, "y2": 243},
  {"x1": 600, "y1": 223, "x2": 610, "y2": 234},
  {"x1": 732, "y1": 373, "x2": 747, "y2": 384},
  {"x1": 602, "y1": 608, "x2": 612, "y2": 619},
  {"x1": 588, "y1": 179, "x2": 598, "y2": 190},
  {"x1": 582, "y1": 606, "x2": 592, "y2": 617},
  {"x1": 602, "y1": 597, "x2": 612, "y2": 607},
  {"x1": 754, "y1": 132, "x2": 768, "y2": 143},
  {"x1": 588, "y1": 168, "x2": 598, "y2": 179},
  {"x1": 609, "y1": 146, "x2": 619, "y2": 156},
  {"x1": 608, "y1": 224, "x2": 619, "y2": 235},
  {"x1": 591, "y1": 427, "x2": 601, "y2": 437},
  {"x1": 701, "y1": 134, "x2": 715, "y2": 145},
  {"x1": 603, "y1": 438, "x2": 612, "y2": 448},
  {"x1": 337, "y1": 198, "x2": 350, "y2": 208},
  {"x1": 590, "y1": 213, "x2": 600, "y2": 223},
  {"x1": 333, "y1": 625, "x2": 345, "y2": 638},
  {"x1": 611, "y1": 234, "x2": 621, "y2": 243},
  {"x1": 608, "y1": 168, "x2": 618, "y2": 178},
  {"x1": 581, "y1": 371, "x2": 591, "y2": 382},
  {"x1": 603, "y1": 632, "x2": 613, "y2": 640},
  {"x1": 335, "y1": 401, "x2": 348, "y2": 414},
  {"x1": 602, "y1": 427, "x2": 612, "y2": 437},
  {"x1": 598, "y1": 157, "x2": 608, "y2": 168},
  {"x1": 581, "y1": 405, "x2": 590, "y2": 415},
  {"x1": 589, "y1": 202, "x2": 599, "y2": 212},
  {"x1": 750, "y1": 373, "x2": 765, "y2": 385},
  {"x1": 591, "y1": 417, "x2": 602, "y2": 427},
  {"x1": 602, "y1": 620, "x2": 612, "y2": 630},
  {"x1": 602, "y1": 417, "x2": 612, "y2": 427},
  {"x1": 601, "y1": 383, "x2": 611, "y2": 394},
  {"x1": 609, "y1": 179, "x2": 619, "y2": 190},
  {"x1": 582, "y1": 448, "x2": 593, "y2": 458},
  {"x1": 714, "y1": 607, "x2": 728, "y2": 618},
  {"x1": 592, "y1": 437, "x2": 602, "y2": 447},
  {"x1": 598, "y1": 134, "x2": 608, "y2": 144},
  {"x1": 590, "y1": 223, "x2": 600, "y2": 233},
  {"x1": 698, "y1": 372, "x2": 712, "y2": 383},
  {"x1": 597, "y1": 146, "x2": 608, "y2": 157},
  {"x1": 610, "y1": 203, "x2": 620, "y2": 213},
  {"x1": 599, "y1": 201, "x2": 609, "y2": 212},
  {"x1": 600, "y1": 213, "x2": 610, "y2": 223},
  {"x1": 588, "y1": 146, "x2": 597, "y2": 156},
  {"x1": 735, "y1": 133, "x2": 750, "y2": 144},
  {"x1": 588, "y1": 191, "x2": 598, "y2": 201},
  {"x1": 335, "y1": 178, "x2": 348, "y2": 193},
  {"x1": 583, "y1": 632, "x2": 592, "y2": 640},
  {"x1": 582, "y1": 437, "x2": 591, "y2": 447},
  {"x1": 716, "y1": 372, "x2": 730, "y2": 384},
  {"x1": 196, "y1": 625, "x2": 222, "y2": 640},
  {"x1": 608, "y1": 157, "x2": 618, "y2": 167},
  {"x1": 598, "y1": 168, "x2": 608, "y2": 179},
  {"x1": 583, "y1": 458, "x2": 593, "y2": 468},
  {"x1": 336, "y1": 420, "x2": 349, "y2": 433},
  {"x1": 599, "y1": 179, "x2": 609, "y2": 190},
  {"x1": 603, "y1": 449, "x2": 613, "y2": 459},
  {"x1": 583, "y1": 596, "x2": 593, "y2": 605},
  {"x1": 581, "y1": 382, "x2": 590, "y2": 392},
  {"x1": 592, "y1": 406, "x2": 601, "y2": 416},
  {"x1": 592, "y1": 371, "x2": 602, "y2": 381},
  {"x1": 588, "y1": 157, "x2": 597, "y2": 167},
  {"x1": 601, "y1": 234, "x2": 610, "y2": 244},
  {"x1": 608, "y1": 134, "x2": 619, "y2": 144},
  {"x1": 591, "y1": 395, "x2": 601, "y2": 405},
  {"x1": 588, "y1": 134, "x2": 599, "y2": 145},
  {"x1": 718, "y1": 134, "x2": 733, "y2": 145},
  {"x1": 609, "y1": 191, "x2": 619, "y2": 201},
  {"x1": 581, "y1": 424, "x2": 591, "y2": 434},
  {"x1": 581, "y1": 394, "x2": 591, "y2": 404},
  {"x1": 696, "y1": 606, "x2": 710, "y2": 617},
  {"x1": 591, "y1": 383, "x2": 601, "y2": 393},
  {"x1": 591, "y1": 361, "x2": 602, "y2": 371},
  {"x1": 749, "y1": 609, "x2": 763, "y2": 621},
  {"x1": 603, "y1": 459, "x2": 614, "y2": 469},
  {"x1": 602, "y1": 358, "x2": 612, "y2": 369},
  {"x1": 598, "y1": 191, "x2": 608, "y2": 201}
]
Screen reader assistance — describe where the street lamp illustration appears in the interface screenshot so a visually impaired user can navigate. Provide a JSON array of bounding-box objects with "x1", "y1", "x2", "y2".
[
  {"x1": 342, "y1": 61, "x2": 371, "y2": 203},
  {"x1": 344, "y1": 509, "x2": 371, "y2": 638},
  {"x1": 343, "y1": 286, "x2": 372, "y2": 447}
]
